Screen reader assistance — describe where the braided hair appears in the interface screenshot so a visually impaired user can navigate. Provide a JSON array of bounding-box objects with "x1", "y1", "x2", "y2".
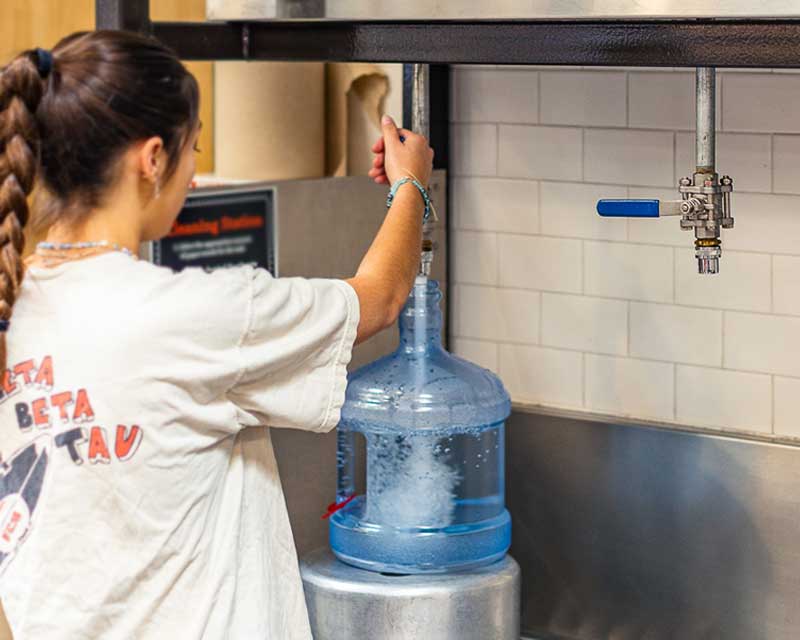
[
  {"x1": 0, "y1": 49, "x2": 44, "y2": 370},
  {"x1": 0, "y1": 31, "x2": 199, "y2": 370}
]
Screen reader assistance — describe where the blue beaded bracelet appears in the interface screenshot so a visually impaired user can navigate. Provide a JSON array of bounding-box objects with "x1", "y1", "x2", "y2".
[
  {"x1": 0, "y1": 319, "x2": 9, "y2": 333},
  {"x1": 386, "y1": 177, "x2": 433, "y2": 222}
]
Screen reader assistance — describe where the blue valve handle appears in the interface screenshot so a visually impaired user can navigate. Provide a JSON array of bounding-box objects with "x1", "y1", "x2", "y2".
[{"x1": 597, "y1": 199, "x2": 660, "y2": 218}]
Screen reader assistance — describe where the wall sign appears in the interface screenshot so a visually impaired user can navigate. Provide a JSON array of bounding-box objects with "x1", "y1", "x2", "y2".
[{"x1": 152, "y1": 187, "x2": 276, "y2": 275}]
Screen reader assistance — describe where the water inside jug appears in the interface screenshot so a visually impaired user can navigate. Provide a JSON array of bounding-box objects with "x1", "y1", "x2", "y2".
[{"x1": 330, "y1": 276, "x2": 512, "y2": 574}]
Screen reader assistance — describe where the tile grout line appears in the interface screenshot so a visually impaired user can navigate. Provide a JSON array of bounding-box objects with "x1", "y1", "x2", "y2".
[
  {"x1": 580, "y1": 127, "x2": 586, "y2": 182},
  {"x1": 451, "y1": 118, "x2": 800, "y2": 137},
  {"x1": 771, "y1": 374, "x2": 776, "y2": 433},
  {"x1": 536, "y1": 70, "x2": 542, "y2": 126},
  {"x1": 538, "y1": 291, "x2": 544, "y2": 345},
  {"x1": 673, "y1": 363, "x2": 678, "y2": 420},
  {"x1": 454, "y1": 227, "x2": 799, "y2": 265},
  {"x1": 493, "y1": 231, "x2": 500, "y2": 288},
  {"x1": 673, "y1": 130, "x2": 678, "y2": 186},
  {"x1": 456, "y1": 281, "x2": 795, "y2": 318},
  {"x1": 770, "y1": 254, "x2": 775, "y2": 313},
  {"x1": 770, "y1": 133, "x2": 775, "y2": 194},
  {"x1": 672, "y1": 247, "x2": 677, "y2": 303},
  {"x1": 580, "y1": 239, "x2": 586, "y2": 294},
  {"x1": 582, "y1": 352, "x2": 587, "y2": 408},
  {"x1": 461, "y1": 282, "x2": 780, "y2": 319},
  {"x1": 494, "y1": 123, "x2": 500, "y2": 176},
  {"x1": 452, "y1": 334, "x2": 794, "y2": 381},
  {"x1": 453, "y1": 172, "x2": 800, "y2": 196},
  {"x1": 626, "y1": 301, "x2": 631, "y2": 356},
  {"x1": 536, "y1": 179, "x2": 543, "y2": 234},
  {"x1": 625, "y1": 71, "x2": 631, "y2": 127}
]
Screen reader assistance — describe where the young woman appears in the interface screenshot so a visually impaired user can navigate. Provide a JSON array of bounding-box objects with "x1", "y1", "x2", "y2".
[{"x1": 0, "y1": 30, "x2": 432, "y2": 638}]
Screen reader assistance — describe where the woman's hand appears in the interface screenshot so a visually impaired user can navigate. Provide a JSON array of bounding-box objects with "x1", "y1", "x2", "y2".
[{"x1": 368, "y1": 115, "x2": 434, "y2": 186}]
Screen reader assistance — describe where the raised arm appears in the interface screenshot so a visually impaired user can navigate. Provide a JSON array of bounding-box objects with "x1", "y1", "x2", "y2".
[{"x1": 346, "y1": 115, "x2": 434, "y2": 345}]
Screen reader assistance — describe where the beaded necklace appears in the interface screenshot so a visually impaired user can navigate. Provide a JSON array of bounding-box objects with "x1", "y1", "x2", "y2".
[{"x1": 30, "y1": 240, "x2": 137, "y2": 268}]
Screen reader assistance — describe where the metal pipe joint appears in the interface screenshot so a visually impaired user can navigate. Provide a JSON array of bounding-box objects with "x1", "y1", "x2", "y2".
[{"x1": 596, "y1": 67, "x2": 735, "y2": 274}]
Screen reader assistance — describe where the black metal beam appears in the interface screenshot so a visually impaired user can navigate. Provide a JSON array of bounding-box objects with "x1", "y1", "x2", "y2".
[
  {"x1": 95, "y1": 0, "x2": 151, "y2": 32},
  {"x1": 152, "y1": 19, "x2": 800, "y2": 67}
]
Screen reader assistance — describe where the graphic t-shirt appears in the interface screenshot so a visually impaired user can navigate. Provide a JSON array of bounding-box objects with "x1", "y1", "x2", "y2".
[{"x1": 0, "y1": 252, "x2": 359, "y2": 639}]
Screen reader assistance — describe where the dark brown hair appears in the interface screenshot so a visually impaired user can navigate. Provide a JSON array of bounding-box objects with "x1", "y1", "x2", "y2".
[{"x1": 0, "y1": 30, "x2": 199, "y2": 369}]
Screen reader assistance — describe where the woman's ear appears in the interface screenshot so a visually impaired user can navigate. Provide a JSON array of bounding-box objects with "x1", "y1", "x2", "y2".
[{"x1": 138, "y1": 136, "x2": 166, "y2": 183}]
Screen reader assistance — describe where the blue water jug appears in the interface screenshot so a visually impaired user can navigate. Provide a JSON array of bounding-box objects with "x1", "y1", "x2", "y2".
[{"x1": 329, "y1": 276, "x2": 512, "y2": 574}]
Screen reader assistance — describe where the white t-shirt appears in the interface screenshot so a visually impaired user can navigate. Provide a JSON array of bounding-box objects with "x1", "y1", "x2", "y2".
[{"x1": 0, "y1": 252, "x2": 359, "y2": 639}]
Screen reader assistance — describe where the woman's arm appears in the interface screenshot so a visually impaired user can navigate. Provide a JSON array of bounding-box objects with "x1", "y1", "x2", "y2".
[{"x1": 346, "y1": 115, "x2": 434, "y2": 345}]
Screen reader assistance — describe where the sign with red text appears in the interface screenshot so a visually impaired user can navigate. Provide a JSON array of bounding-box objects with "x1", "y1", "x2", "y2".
[{"x1": 153, "y1": 187, "x2": 276, "y2": 274}]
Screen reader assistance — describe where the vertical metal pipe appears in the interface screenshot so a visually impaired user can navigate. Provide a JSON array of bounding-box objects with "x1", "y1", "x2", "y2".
[
  {"x1": 696, "y1": 67, "x2": 716, "y2": 172},
  {"x1": 411, "y1": 64, "x2": 430, "y2": 139},
  {"x1": 410, "y1": 64, "x2": 433, "y2": 276}
]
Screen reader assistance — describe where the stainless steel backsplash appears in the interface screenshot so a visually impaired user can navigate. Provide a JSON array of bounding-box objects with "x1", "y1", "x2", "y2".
[{"x1": 507, "y1": 409, "x2": 800, "y2": 640}]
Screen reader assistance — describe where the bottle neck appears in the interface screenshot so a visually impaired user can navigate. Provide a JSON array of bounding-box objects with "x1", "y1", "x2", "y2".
[{"x1": 398, "y1": 277, "x2": 443, "y2": 354}]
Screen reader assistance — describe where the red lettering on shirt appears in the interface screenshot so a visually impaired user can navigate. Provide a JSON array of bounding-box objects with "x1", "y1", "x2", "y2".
[
  {"x1": 31, "y1": 398, "x2": 50, "y2": 428},
  {"x1": 13, "y1": 360, "x2": 35, "y2": 385},
  {"x1": 2, "y1": 370, "x2": 17, "y2": 396},
  {"x1": 34, "y1": 356, "x2": 54, "y2": 389},
  {"x1": 88, "y1": 427, "x2": 111, "y2": 465},
  {"x1": 72, "y1": 389, "x2": 95, "y2": 423},
  {"x1": 50, "y1": 391, "x2": 73, "y2": 424},
  {"x1": 115, "y1": 425, "x2": 142, "y2": 462}
]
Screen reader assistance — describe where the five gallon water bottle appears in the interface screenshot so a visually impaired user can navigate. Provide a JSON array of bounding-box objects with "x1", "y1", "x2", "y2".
[{"x1": 329, "y1": 276, "x2": 512, "y2": 574}]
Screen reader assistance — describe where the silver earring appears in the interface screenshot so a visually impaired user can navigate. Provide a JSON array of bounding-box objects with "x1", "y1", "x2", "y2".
[{"x1": 154, "y1": 178, "x2": 161, "y2": 199}]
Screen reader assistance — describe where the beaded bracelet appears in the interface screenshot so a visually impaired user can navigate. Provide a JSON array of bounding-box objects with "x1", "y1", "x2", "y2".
[{"x1": 386, "y1": 177, "x2": 433, "y2": 222}]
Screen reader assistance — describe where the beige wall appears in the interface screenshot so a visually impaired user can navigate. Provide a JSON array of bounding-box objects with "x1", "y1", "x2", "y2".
[{"x1": 0, "y1": 0, "x2": 214, "y2": 174}]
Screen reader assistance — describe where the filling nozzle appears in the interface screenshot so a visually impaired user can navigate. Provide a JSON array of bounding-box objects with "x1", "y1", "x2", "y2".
[
  {"x1": 695, "y1": 239, "x2": 722, "y2": 275},
  {"x1": 419, "y1": 233, "x2": 434, "y2": 277}
]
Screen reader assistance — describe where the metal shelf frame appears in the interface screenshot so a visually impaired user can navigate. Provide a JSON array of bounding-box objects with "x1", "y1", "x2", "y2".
[{"x1": 97, "y1": 1, "x2": 800, "y2": 67}]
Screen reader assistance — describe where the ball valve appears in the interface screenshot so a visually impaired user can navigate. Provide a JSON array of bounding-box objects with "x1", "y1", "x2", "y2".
[{"x1": 596, "y1": 68, "x2": 734, "y2": 275}]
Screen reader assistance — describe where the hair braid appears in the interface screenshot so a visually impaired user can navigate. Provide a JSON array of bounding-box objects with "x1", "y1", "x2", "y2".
[{"x1": 0, "y1": 51, "x2": 44, "y2": 371}]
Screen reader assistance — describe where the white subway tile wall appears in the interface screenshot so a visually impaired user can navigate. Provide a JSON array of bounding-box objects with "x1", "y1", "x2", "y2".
[
  {"x1": 450, "y1": 66, "x2": 800, "y2": 438},
  {"x1": 498, "y1": 125, "x2": 582, "y2": 181},
  {"x1": 451, "y1": 338, "x2": 498, "y2": 374},
  {"x1": 628, "y1": 72, "x2": 695, "y2": 131},
  {"x1": 540, "y1": 71, "x2": 627, "y2": 127},
  {"x1": 584, "y1": 128, "x2": 674, "y2": 187}
]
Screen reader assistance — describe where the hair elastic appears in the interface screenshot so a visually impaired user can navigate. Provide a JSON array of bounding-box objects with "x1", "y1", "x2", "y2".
[
  {"x1": 34, "y1": 48, "x2": 53, "y2": 79},
  {"x1": 0, "y1": 320, "x2": 9, "y2": 333}
]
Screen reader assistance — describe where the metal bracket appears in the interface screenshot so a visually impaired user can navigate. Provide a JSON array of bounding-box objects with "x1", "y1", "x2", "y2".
[
  {"x1": 243, "y1": 23, "x2": 251, "y2": 60},
  {"x1": 95, "y1": 0, "x2": 151, "y2": 32}
]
